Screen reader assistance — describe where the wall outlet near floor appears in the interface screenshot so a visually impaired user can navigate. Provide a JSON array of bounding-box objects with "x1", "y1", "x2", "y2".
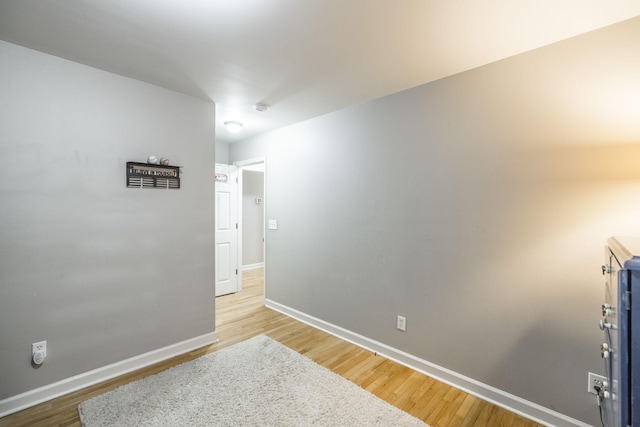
[
  {"x1": 396, "y1": 315, "x2": 406, "y2": 332},
  {"x1": 588, "y1": 372, "x2": 607, "y2": 394}
]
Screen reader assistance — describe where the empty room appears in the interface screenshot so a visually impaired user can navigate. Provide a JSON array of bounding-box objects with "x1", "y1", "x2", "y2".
[{"x1": 2, "y1": 2, "x2": 640, "y2": 426}]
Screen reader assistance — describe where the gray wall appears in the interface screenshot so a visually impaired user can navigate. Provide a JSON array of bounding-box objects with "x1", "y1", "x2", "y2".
[
  {"x1": 230, "y1": 17, "x2": 640, "y2": 425},
  {"x1": 215, "y1": 140, "x2": 229, "y2": 165},
  {"x1": 242, "y1": 170, "x2": 264, "y2": 267},
  {"x1": 0, "y1": 41, "x2": 216, "y2": 399}
]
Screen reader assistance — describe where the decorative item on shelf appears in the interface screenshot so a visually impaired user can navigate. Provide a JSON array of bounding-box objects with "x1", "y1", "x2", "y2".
[
  {"x1": 215, "y1": 172, "x2": 228, "y2": 183},
  {"x1": 127, "y1": 161, "x2": 180, "y2": 189}
]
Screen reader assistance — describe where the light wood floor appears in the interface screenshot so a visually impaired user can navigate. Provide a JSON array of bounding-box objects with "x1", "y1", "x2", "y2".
[{"x1": 1, "y1": 268, "x2": 542, "y2": 427}]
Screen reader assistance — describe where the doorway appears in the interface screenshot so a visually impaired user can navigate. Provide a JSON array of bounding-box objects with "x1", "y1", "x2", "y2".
[
  {"x1": 215, "y1": 158, "x2": 266, "y2": 297},
  {"x1": 236, "y1": 159, "x2": 266, "y2": 300},
  {"x1": 214, "y1": 158, "x2": 266, "y2": 327}
]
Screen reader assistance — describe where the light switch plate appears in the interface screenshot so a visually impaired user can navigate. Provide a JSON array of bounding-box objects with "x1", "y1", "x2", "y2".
[{"x1": 268, "y1": 220, "x2": 278, "y2": 230}]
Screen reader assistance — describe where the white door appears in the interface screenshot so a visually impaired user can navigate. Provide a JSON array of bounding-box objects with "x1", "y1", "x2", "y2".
[{"x1": 215, "y1": 164, "x2": 239, "y2": 296}]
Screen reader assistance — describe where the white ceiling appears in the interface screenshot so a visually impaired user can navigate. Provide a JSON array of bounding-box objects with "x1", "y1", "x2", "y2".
[{"x1": 1, "y1": 1, "x2": 639, "y2": 144}]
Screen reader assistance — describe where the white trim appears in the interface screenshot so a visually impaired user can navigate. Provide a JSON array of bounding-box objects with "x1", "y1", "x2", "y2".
[
  {"x1": 233, "y1": 157, "x2": 265, "y2": 168},
  {"x1": 0, "y1": 331, "x2": 219, "y2": 418},
  {"x1": 242, "y1": 262, "x2": 264, "y2": 271},
  {"x1": 264, "y1": 299, "x2": 591, "y2": 427},
  {"x1": 235, "y1": 165, "x2": 244, "y2": 292}
]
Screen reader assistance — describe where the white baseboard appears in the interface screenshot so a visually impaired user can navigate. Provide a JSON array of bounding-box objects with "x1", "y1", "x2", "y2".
[
  {"x1": 0, "y1": 331, "x2": 219, "y2": 418},
  {"x1": 242, "y1": 262, "x2": 264, "y2": 271},
  {"x1": 264, "y1": 299, "x2": 590, "y2": 427}
]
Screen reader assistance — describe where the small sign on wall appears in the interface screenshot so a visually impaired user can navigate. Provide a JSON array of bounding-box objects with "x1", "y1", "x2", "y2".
[{"x1": 126, "y1": 162, "x2": 180, "y2": 189}]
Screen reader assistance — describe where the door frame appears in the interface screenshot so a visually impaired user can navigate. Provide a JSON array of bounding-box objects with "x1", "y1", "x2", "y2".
[{"x1": 234, "y1": 157, "x2": 266, "y2": 298}]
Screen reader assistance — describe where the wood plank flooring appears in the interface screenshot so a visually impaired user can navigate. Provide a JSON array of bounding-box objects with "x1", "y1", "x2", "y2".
[{"x1": 0, "y1": 268, "x2": 542, "y2": 426}]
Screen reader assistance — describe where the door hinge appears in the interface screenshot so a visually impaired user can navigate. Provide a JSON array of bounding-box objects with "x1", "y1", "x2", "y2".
[
  {"x1": 236, "y1": 269, "x2": 238, "y2": 275},
  {"x1": 236, "y1": 177, "x2": 238, "y2": 183},
  {"x1": 236, "y1": 223, "x2": 238, "y2": 229}
]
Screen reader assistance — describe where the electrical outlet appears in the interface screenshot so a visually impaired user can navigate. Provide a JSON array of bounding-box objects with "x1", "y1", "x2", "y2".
[
  {"x1": 588, "y1": 372, "x2": 607, "y2": 394},
  {"x1": 396, "y1": 315, "x2": 406, "y2": 332},
  {"x1": 32, "y1": 341, "x2": 46, "y2": 358}
]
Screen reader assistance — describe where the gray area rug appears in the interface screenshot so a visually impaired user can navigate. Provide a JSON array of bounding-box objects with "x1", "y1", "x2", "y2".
[{"x1": 78, "y1": 334, "x2": 428, "y2": 426}]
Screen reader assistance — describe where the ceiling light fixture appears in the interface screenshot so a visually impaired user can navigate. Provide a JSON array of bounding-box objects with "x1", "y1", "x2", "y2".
[
  {"x1": 224, "y1": 121, "x2": 243, "y2": 133},
  {"x1": 255, "y1": 103, "x2": 269, "y2": 112}
]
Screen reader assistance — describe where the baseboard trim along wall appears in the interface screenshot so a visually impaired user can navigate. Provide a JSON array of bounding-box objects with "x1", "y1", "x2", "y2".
[
  {"x1": 0, "y1": 331, "x2": 219, "y2": 418},
  {"x1": 242, "y1": 262, "x2": 264, "y2": 271},
  {"x1": 265, "y1": 299, "x2": 591, "y2": 427}
]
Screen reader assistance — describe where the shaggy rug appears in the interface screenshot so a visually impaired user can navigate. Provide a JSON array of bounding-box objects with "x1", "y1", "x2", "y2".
[{"x1": 78, "y1": 334, "x2": 427, "y2": 426}]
